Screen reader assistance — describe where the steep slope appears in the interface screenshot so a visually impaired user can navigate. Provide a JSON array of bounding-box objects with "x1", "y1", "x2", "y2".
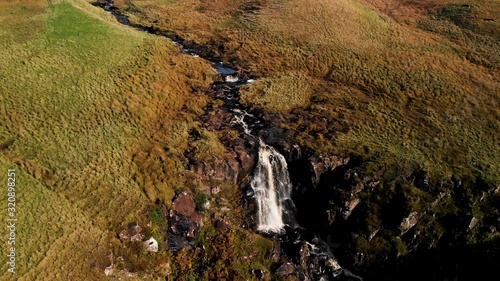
[{"x1": 0, "y1": 0, "x2": 222, "y2": 280}]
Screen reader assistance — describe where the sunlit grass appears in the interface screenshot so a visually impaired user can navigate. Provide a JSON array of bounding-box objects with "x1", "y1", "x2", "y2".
[
  {"x1": 120, "y1": 0, "x2": 499, "y2": 183},
  {"x1": 0, "y1": 0, "x2": 218, "y2": 279}
]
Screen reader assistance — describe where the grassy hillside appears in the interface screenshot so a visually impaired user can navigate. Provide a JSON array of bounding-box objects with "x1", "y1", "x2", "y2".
[
  {"x1": 120, "y1": 0, "x2": 499, "y2": 183},
  {"x1": 1, "y1": 0, "x2": 498, "y2": 280},
  {"x1": 0, "y1": 0, "x2": 220, "y2": 279}
]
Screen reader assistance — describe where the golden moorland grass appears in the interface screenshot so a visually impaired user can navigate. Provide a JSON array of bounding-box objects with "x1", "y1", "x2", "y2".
[
  {"x1": 120, "y1": 0, "x2": 499, "y2": 182},
  {"x1": 0, "y1": 0, "x2": 223, "y2": 279},
  {"x1": 240, "y1": 72, "x2": 313, "y2": 113}
]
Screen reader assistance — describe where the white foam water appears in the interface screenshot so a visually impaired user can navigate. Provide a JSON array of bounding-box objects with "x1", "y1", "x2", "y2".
[{"x1": 251, "y1": 140, "x2": 293, "y2": 233}]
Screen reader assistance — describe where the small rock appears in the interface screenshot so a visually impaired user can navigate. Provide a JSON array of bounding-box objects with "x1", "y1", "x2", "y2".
[
  {"x1": 104, "y1": 265, "x2": 114, "y2": 276},
  {"x1": 144, "y1": 237, "x2": 158, "y2": 252},
  {"x1": 120, "y1": 269, "x2": 138, "y2": 277},
  {"x1": 342, "y1": 198, "x2": 360, "y2": 219},
  {"x1": 172, "y1": 191, "x2": 198, "y2": 219},
  {"x1": 468, "y1": 217, "x2": 479, "y2": 230},
  {"x1": 225, "y1": 75, "x2": 239, "y2": 83},
  {"x1": 400, "y1": 212, "x2": 420, "y2": 234},
  {"x1": 325, "y1": 258, "x2": 342, "y2": 271},
  {"x1": 119, "y1": 222, "x2": 143, "y2": 241},
  {"x1": 210, "y1": 185, "x2": 221, "y2": 195},
  {"x1": 214, "y1": 219, "x2": 230, "y2": 232},
  {"x1": 275, "y1": 262, "x2": 295, "y2": 276},
  {"x1": 130, "y1": 233, "x2": 145, "y2": 241}
]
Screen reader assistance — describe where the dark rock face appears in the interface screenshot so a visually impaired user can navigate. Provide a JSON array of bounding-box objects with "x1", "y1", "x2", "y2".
[
  {"x1": 284, "y1": 150, "x2": 500, "y2": 281},
  {"x1": 234, "y1": 145, "x2": 256, "y2": 180},
  {"x1": 167, "y1": 191, "x2": 202, "y2": 250}
]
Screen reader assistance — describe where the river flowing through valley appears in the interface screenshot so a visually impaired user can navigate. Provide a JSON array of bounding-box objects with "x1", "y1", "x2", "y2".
[{"x1": 94, "y1": 1, "x2": 362, "y2": 280}]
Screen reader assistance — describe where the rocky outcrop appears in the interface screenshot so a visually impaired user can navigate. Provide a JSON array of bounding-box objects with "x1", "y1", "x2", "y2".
[
  {"x1": 119, "y1": 222, "x2": 145, "y2": 241},
  {"x1": 399, "y1": 211, "x2": 420, "y2": 234},
  {"x1": 167, "y1": 191, "x2": 203, "y2": 250},
  {"x1": 309, "y1": 155, "x2": 350, "y2": 187}
]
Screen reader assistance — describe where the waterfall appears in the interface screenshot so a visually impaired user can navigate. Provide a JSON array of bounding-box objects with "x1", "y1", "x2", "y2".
[
  {"x1": 231, "y1": 109, "x2": 253, "y2": 135},
  {"x1": 251, "y1": 140, "x2": 294, "y2": 233}
]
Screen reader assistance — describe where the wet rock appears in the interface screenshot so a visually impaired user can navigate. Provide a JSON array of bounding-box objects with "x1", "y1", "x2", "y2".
[
  {"x1": 235, "y1": 145, "x2": 256, "y2": 180},
  {"x1": 168, "y1": 191, "x2": 202, "y2": 250},
  {"x1": 225, "y1": 75, "x2": 239, "y2": 82}
]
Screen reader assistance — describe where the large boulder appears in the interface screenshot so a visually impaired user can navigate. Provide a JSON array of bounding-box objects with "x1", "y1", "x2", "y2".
[{"x1": 167, "y1": 191, "x2": 202, "y2": 250}]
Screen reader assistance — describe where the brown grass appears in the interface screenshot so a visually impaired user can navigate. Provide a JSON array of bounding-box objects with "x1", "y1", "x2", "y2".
[
  {"x1": 0, "y1": 0, "x2": 220, "y2": 279},
  {"x1": 120, "y1": 0, "x2": 499, "y2": 183}
]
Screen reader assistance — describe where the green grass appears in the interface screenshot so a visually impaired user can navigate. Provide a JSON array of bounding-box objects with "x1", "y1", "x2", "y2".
[
  {"x1": 0, "y1": 156, "x2": 113, "y2": 280},
  {"x1": 0, "y1": 0, "x2": 220, "y2": 279}
]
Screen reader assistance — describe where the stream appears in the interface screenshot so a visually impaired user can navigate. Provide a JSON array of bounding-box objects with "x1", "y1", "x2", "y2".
[{"x1": 93, "y1": 1, "x2": 363, "y2": 280}]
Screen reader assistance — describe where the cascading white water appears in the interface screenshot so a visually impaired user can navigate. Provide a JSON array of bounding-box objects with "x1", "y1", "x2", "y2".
[
  {"x1": 231, "y1": 109, "x2": 253, "y2": 135},
  {"x1": 250, "y1": 140, "x2": 293, "y2": 233}
]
